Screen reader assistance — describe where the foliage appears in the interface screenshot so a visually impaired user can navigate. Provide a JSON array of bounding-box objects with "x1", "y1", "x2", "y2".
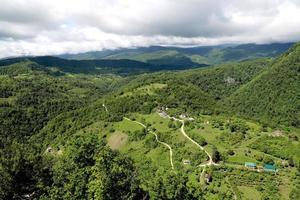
[
  {"x1": 227, "y1": 43, "x2": 300, "y2": 127},
  {"x1": 0, "y1": 42, "x2": 299, "y2": 199}
]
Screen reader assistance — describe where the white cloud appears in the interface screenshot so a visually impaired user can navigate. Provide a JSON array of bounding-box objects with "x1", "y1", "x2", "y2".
[{"x1": 0, "y1": 0, "x2": 300, "y2": 58}]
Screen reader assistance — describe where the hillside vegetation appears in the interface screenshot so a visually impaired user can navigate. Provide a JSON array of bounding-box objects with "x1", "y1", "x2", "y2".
[
  {"x1": 0, "y1": 43, "x2": 299, "y2": 199},
  {"x1": 227, "y1": 43, "x2": 300, "y2": 127}
]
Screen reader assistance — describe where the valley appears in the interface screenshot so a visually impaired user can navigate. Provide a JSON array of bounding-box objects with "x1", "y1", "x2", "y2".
[
  {"x1": 0, "y1": 43, "x2": 299, "y2": 199},
  {"x1": 2, "y1": 0, "x2": 300, "y2": 199}
]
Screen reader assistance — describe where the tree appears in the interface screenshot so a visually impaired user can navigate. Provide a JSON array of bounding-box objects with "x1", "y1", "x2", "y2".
[
  {"x1": 212, "y1": 146, "x2": 221, "y2": 163},
  {"x1": 88, "y1": 147, "x2": 144, "y2": 200},
  {"x1": 226, "y1": 120, "x2": 249, "y2": 134},
  {"x1": 288, "y1": 157, "x2": 295, "y2": 167},
  {"x1": 147, "y1": 169, "x2": 189, "y2": 200}
]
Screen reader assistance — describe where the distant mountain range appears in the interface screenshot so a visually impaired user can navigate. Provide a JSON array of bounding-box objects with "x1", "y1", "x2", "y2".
[
  {"x1": 0, "y1": 43, "x2": 294, "y2": 76},
  {"x1": 0, "y1": 56, "x2": 207, "y2": 75},
  {"x1": 59, "y1": 42, "x2": 295, "y2": 66}
]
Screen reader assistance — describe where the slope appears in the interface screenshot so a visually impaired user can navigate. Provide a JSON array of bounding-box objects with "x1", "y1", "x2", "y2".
[{"x1": 227, "y1": 43, "x2": 300, "y2": 127}]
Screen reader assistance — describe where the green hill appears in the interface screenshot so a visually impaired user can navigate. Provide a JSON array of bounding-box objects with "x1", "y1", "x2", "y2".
[
  {"x1": 1, "y1": 45, "x2": 300, "y2": 199},
  {"x1": 227, "y1": 43, "x2": 300, "y2": 127}
]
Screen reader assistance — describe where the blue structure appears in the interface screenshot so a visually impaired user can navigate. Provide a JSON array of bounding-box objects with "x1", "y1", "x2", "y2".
[
  {"x1": 264, "y1": 164, "x2": 277, "y2": 172},
  {"x1": 245, "y1": 162, "x2": 257, "y2": 169}
]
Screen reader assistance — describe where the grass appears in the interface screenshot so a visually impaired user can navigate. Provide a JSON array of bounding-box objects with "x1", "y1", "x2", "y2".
[
  {"x1": 108, "y1": 132, "x2": 128, "y2": 150},
  {"x1": 122, "y1": 83, "x2": 167, "y2": 96},
  {"x1": 137, "y1": 113, "x2": 171, "y2": 132},
  {"x1": 112, "y1": 116, "x2": 171, "y2": 169},
  {"x1": 68, "y1": 88, "x2": 89, "y2": 97},
  {"x1": 188, "y1": 54, "x2": 210, "y2": 65},
  {"x1": 114, "y1": 119, "x2": 143, "y2": 133},
  {"x1": 99, "y1": 111, "x2": 299, "y2": 200},
  {"x1": 137, "y1": 113, "x2": 209, "y2": 167},
  {"x1": 184, "y1": 115, "x2": 290, "y2": 167},
  {"x1": 227, "y1": 152, "x2": 257, "y2": 164},
  {"x1": 188, "y1": 121, "x2": 229, "y2": 153},
  {"x1": 0, "y1": 96, "x2": 15, "y2": 105},
  {"x1": 237, "y1": 186, "x2": 262, "y2": 200},
  {"x1": 278, "y1": 174, "x2": 292, "y2": 200},
  {"x1": 128, "y1": 50, "x2": 179, "y2": 62},
  {"x1": 106, "y1": 111, "x2": 298, "y2": 198}
]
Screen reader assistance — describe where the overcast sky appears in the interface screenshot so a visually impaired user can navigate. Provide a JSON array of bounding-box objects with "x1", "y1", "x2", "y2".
[{"x1": 1, "y1": 0, "x2": 300, "y2": 58}]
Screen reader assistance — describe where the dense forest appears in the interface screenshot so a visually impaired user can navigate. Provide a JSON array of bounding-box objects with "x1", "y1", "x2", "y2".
[{"x1": 0, "y1": 43, "x2": 299, "y2": 199}]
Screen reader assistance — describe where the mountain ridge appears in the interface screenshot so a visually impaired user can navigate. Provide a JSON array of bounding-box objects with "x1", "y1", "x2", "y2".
[{"x1": 58, "y1": 42, "x2": 294, "y2": 65}]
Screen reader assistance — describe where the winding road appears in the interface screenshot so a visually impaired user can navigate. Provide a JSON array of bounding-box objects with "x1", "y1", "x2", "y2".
[
  {"x1": 159, "y1": 112, "x2": 218, "y2": 167},
  {"x1": 123, "y1": 117, "x2": 174, "y2": 170},
  {"x1": 102, "y1": 104, "x2": 174, "y2": 169},
  {"x1": 103, "y1": 103, "x2": 215, "y2": 170}
]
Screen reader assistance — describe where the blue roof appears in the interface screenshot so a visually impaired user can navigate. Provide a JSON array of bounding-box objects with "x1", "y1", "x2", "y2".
[
  {"x1": 264, "y1": 164, "x2": 276, "y2": 171},
  {"x1": 245, "y1": 162, "x2": 256, "y2": 167}
]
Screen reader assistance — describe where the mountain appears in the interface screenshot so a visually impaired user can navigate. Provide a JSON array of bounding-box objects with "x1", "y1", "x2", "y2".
[
  {"x1": 227, "y1": 43, "x2": 300, "y2": 127},
  {"x1": 1, "y1": 43, "x2": 300, "y2": 199},
  {"x1": 0, "y1": 56, "x2": 207, "y2": 75},
  {"x1": 59, "y1": 43, "x2": 294, "y2": 65}
]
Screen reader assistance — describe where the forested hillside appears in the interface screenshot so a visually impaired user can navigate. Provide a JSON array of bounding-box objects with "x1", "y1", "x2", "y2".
[
  {"x1": 0, "y1": 61, "x2": 126, "y2": 199},
  {"x1": 227, "y1": 43, "x2": 300, "y2": 127},
  {"x1": 0, "y1": 43, "x2": 300, "y2": 199}
]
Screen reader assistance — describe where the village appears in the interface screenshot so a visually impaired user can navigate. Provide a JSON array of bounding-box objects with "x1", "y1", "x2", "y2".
[{"x1": 157, "y1": 105, "x2": 279, "y2": 175}]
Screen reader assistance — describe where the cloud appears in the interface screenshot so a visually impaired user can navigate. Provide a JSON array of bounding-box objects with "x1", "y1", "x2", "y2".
[{"x1": 0, "y1": 0, "x2": 300, "y2": 58}]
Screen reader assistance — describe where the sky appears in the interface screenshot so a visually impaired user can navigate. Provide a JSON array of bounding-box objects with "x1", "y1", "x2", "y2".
[{"x1": 1, "y1": 0, "x2": 300, "y2": 58}]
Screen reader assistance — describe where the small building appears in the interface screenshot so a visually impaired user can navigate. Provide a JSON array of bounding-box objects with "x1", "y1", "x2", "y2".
[
  {"x1": 264, "y1": 164, "x2": 277, "y2": 172},
  {"x1": 183, "y1": 159, "x2": 190, "y2": 165},
  {"x1": 245, "y1": 162, "x2": 257, "y2": 169}
]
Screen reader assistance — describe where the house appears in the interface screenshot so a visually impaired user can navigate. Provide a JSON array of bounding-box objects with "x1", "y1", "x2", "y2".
[
  {"x1": 264, "y1": 164, "x2": 277, "y2": 173},
  {"x1": 245, "y1": 162, "x2": 257, "y2": 169}
]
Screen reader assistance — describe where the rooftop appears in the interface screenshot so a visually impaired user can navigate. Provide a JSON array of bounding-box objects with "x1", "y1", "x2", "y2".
[
  {"x1": 264, "y1": 164, "x2": 277, "y2": 172},
  {"x1": 245, "y1": 162, "x2": 257, "y2": 167}
]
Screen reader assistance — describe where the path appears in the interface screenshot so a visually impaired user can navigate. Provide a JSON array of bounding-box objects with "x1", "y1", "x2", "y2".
[
  {"x1": 199, "y1": 165, "x2": 207, "y2": 184},
  {"x1": 103, "y1": 104, "x2": 174, "y2": 169},
  {"x1": 123, "y1": 117, "x2": 174, "y2": 170},
  {"x1": 159, "y1": 112, "x2": 218, "y2": 167},
  {"x1": 102, "y1": 103, "x2": 108, "y2": 113}
]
